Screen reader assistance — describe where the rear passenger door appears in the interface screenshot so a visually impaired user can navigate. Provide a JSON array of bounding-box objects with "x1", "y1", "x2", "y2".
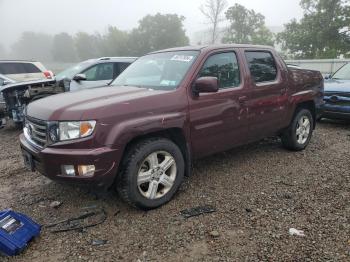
[
  {"x1": 189, "y1": 51, "x2": 250, "y2": 158},
  {"x1": 70, "y1": 62, "x2": 114, "y2": 91},
  {"x1": 244, "y1": 50, "x2": 288, "y2": 139}
]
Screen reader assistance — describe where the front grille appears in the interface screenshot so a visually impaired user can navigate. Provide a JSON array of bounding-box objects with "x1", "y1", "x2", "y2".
[{"x1": 25, "y1": 117, "x2": 48, "y2": 148}]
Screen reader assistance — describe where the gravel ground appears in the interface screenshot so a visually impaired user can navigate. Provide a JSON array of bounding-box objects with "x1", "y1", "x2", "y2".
[{"x1": 0, "y1": 120, "x2": 349, "y2": 261}]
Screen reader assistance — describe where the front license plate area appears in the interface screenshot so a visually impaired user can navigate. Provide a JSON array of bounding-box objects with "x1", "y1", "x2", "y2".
[{"x1": 22, "y1": 149, "x2": 34, "y2": 172}]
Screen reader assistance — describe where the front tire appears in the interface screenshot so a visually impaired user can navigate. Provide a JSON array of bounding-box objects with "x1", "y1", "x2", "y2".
[
  {"x1": 282, "y1": 108, "x2": 314, "y2": 151},
  {"x1": 117, "y1": 138, "x2": 185, "y2": 210}
]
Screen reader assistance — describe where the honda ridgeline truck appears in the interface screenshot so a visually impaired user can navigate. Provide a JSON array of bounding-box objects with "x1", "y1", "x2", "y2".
[{"x1": 20, "y1": 45, "x2": 324, "y2": 210}]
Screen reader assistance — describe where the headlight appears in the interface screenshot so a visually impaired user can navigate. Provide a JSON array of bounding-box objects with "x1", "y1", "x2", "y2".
[{"x1": 59, "y1": 120, "x2": 96, "y2": 141}]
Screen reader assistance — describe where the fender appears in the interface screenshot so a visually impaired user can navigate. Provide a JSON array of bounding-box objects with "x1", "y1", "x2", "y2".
[
  {"x1": 105, "y1": 112, "x2": 189, "y2": 148},
  {"x1": 285, "y1": 90, "x2": 318, "y2": 127}
]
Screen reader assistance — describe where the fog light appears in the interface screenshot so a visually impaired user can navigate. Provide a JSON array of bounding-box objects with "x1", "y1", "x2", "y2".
[
  {"x1": 78, "y1": 165, "x2": 95, "y2": 177},
  {"x1": 61, "y1": 165, "x2": 76, "y2": 177}
]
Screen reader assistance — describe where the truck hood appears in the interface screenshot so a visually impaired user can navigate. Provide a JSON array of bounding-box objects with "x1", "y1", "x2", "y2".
[
  {"x1": 26, "y1": 85, "x2": 168, "y2": 121},
  {"x1": 324, "y1": 79, "x2": 350, "y2": 93}
]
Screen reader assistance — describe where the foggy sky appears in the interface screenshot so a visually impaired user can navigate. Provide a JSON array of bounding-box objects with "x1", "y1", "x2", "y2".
[{"x1": 0, "y1": 0, "x2": 303, "y2": 49}]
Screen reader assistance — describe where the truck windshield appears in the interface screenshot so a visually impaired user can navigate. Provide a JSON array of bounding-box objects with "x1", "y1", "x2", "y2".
[
  {"x1": 332, "y1": 63, "x2": 350, "y2": 80},
  {"x1": 111, "y1": 51, "x2": 199, "y2": 90}
]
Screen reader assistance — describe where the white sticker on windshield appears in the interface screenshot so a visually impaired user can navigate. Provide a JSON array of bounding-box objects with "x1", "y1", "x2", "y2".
[
  {"x1": 160, "y1": 80, "x2": 176, "y2": 86},
  {"x1": 171, "y1": 55, "x2": 194, "y2": 62}
]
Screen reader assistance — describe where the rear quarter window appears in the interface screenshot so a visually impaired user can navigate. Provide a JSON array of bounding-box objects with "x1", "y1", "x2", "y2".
[
  {"x1": 23, "y1": 63, "x2": 41, "y2": 73},
  {"x1": 0, "y1": 63, "x2": 41, "y2": 74},
  {"x1": 114, "y1": 62, "x2": 131, "y2": 78},
  {"x1": 245, "y1": 51, "x2": 277, "y2": 83}
]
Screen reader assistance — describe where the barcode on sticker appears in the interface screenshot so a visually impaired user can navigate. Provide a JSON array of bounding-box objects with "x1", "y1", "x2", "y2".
[{"x1": 171, "y1": 55, "x2": 194, "y2": 62}]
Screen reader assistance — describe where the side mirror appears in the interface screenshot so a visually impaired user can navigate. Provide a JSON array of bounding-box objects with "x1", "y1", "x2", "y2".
[
  {"x1": 193, "y1": 77, "x2": 219, "y2": 94},
  {"x1": 324, "y1": 74, "x2": 332, "y2": 80},
  {"x1": 73, "y1": 74, "x2": 87, "y2": 82}
]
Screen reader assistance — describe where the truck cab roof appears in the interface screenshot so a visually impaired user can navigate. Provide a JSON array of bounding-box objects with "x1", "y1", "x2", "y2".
[{"x1": 150, "y1": 44, "x2": 275, "y2": 54}]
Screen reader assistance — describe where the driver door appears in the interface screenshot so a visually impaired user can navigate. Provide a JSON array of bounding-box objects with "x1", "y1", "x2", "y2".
[{"x1": 189, "y1": 50, "x2": 250, "y2": 158}]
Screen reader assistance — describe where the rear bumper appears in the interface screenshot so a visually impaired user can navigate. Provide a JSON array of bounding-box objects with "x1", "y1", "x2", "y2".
[{"x1": 19, "y1": 134, "x2": 122, "y2": 189}]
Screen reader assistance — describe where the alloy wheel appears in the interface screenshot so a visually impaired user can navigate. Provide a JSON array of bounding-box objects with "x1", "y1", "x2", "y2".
[
  {"x1": 296, "y1": 116, "x2": 311, "y2": 144},
  {"x1": 137, "y1": 151, "x2": 177, "y2": 200}
]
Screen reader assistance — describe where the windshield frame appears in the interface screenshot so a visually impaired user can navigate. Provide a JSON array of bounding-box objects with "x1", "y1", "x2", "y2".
[
  {"x1": 332, "y1": 63, "x2": 350, "y2": 80},
  {"x1": 110, "y1": 50, "x2": 200, "y2": 90}
]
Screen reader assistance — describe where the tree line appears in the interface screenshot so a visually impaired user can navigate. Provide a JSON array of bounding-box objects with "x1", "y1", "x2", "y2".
[
  {"x1": 0, "y1": 0, "x2": 349, "y2": 62},
  {"x1": 0, "y1": 13, "x2": 189, "y2": 63},
  {"x1": 201, "y1": 0, "x2": 350, "y2": 59}
]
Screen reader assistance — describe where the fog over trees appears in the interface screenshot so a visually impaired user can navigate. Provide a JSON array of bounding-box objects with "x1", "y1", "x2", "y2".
[
  {"x1": 0, "y1": 0, "x2": 349, "y2": 62},
  {"x1": 1, "y1": 13, "x2": 189, "y2": 62},
  {"x1": 200, "y1": 0, "x2": 228, "y2": 44},
  {"x1": 223, "y1": 3, "x2": 275, "y2": 46},
  {"x1": 277, "y1": 0, "x2": 350, "y2": 58}
]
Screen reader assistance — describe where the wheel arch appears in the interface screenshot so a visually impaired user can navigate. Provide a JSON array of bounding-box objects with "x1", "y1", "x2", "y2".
[{"x1": 121, "y1": 128, "x2": 192, "y2": 177}]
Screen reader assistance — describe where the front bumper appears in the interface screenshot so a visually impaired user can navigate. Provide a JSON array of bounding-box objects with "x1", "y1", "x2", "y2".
[
  {"x1": 19, "y1": 134, "x2": 122, "y2": 189},
  {"x1": 320, "y1": 103, "x2": 350, "y2": 120}
]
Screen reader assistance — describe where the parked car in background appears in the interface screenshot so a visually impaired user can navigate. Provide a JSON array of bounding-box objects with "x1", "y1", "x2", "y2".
[
  {"x1": 55, "y1": 57, "x2": 137, "y2": 91},
  {"x1": 0, "y1": 60, "x2": 54, "y2": 82},
  {"x1": 1, "y1": 78, "x2": 62, "y2": 126},
  {"x1": 0, "y1": 57, "x2": 136, "y2": 128},
  {"x1": 21, "y1": 45, "x2": 323, "y2": 210},
  {"x1": 318, "y1": 63, "x2": 350, "y2": 120},
  {"x1": 0, "y1": 74, "x2": 16, "y2": 86},
  {"x1": 0, "y1": 74, "x2": 16, "y2": 127}
]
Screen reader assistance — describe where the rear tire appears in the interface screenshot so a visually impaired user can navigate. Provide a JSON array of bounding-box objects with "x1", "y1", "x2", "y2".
[
  {"x1": 117, "y1": 138, "x2": 185, "y2": 210},
  {"x1": 282, "y1": 108, "x2": 314, "y2": 151}
]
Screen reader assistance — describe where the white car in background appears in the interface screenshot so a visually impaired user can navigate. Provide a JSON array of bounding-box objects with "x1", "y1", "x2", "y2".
[
  {"x1": 0, "y1": 74, "x2": 16, "y2": 128},
  {"x1": 55, "y1": 57, "x2": 136, "y2": 91},
  {"x1": 0, "y1": 60, "x2": 54, "y2": 82}
]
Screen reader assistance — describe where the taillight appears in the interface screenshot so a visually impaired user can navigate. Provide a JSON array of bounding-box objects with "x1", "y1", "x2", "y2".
[{"x1": 43, "y1": 71, "x2": 52, "y2": 79}]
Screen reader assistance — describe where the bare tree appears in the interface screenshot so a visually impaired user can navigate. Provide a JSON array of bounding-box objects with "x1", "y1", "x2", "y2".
[{"x1": 200, "y1": 0, "x2": 228, "y2": 44}]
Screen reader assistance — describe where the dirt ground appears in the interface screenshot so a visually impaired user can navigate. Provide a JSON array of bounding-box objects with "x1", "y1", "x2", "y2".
[{"x1": 0, "y1": 120, "x2": 349, "y2": 262}]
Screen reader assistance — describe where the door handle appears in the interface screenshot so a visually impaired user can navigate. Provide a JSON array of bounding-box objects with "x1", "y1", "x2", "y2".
[{"x1": 238, "y1": 96, "x2": 247, "y2": 105}]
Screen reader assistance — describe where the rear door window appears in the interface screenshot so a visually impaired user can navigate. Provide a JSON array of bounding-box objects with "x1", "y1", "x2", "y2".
[
  {"x1": 198, "y1": 52, "x2": 240, "y2": 89},
  {"x1": 245, "y1": 51, "x2": 277, "y2": 83},
  {"x1": 0, "y1": 63, "x2": 41, "y2": 74}
]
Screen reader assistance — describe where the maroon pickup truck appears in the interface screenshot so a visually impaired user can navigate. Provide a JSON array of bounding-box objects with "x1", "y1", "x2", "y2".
[{"x1": 20, "y1": 45, "x2": 324, "y2": 210}]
